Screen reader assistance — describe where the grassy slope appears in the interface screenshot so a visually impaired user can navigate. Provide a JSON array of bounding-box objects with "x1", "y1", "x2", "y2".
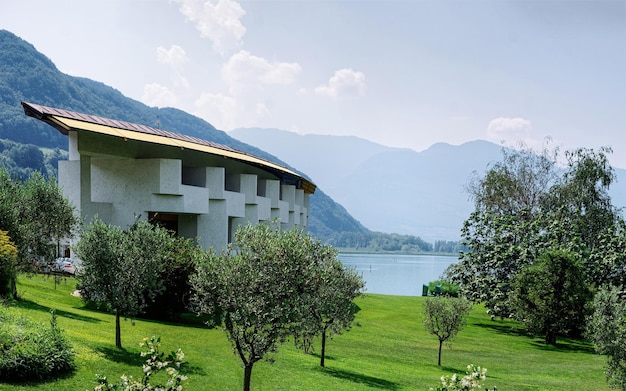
[{"x1": 2, "y1": 275, "x2": 610, "y2": 391}]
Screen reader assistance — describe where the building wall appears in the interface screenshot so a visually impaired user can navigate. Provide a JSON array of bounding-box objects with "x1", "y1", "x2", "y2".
[{"x1": 59, "y1": 130, "x2": 310, "y2": 252}]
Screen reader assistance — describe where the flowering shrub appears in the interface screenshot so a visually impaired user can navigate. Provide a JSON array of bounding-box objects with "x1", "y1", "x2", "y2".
[
  {"x1": 431, "y1": 364, "x2": 496, "y2": 391},
  {"x1": 93, "y1": 336, "x2": 187, "y2": 391}
]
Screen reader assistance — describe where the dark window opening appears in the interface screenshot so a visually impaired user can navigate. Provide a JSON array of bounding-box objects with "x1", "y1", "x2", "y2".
[{"x1": 149, "y1": 212, "x2": 179, "y2": 235}]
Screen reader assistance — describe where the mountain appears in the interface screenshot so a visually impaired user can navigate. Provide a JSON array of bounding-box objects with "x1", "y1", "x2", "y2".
[
  {"x1": 230, "y1": 128, "x2": 626, "y2": 242},
  {"x1": 0, "y1": 29, "x2": 367, "y2": 240}
]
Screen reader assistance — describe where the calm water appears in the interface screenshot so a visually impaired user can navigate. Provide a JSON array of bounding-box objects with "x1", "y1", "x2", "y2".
[{"x1": 338, "y1": 253, "x2": 459, "y2": 296}]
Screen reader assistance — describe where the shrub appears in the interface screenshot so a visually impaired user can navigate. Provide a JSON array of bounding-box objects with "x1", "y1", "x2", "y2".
[
  {"x1": 0, "y1": 309, "x2": 75, "y2": 382},
  {"x1": 0, "y1": 230, "x2": 17, "y2": 299},
  {"x1": 428, "y1": 280, "x2": 459, "y2": 297}
]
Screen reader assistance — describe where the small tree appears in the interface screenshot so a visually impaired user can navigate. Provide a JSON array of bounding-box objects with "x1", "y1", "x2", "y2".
[
  {"x1": 75, "y1": 218, "x2": 174, "y2": 349},
  {"x1": 423, "y1": 296, "x2": 472, "y2": 366},
  {"x1": 587, "y1": 286, "x2": 626, "y2": 390},
  {"x1": 513, "y1": 249, "x2": 592, "y2": 344},
  {"x1": 190, "y1": 222, "x2": 324, "y2": 391},
  {"x1": 293, "y1": 250, "x2": 365, "y2": 367}
]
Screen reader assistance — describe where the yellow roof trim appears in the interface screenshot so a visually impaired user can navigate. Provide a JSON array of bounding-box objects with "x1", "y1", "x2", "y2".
[{"x1": 52, "y1": 115, "x2": 302, "y2": 178}]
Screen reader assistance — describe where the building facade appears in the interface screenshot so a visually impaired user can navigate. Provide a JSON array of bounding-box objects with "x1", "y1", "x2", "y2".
[{"x1": 22, "y1": 102, "x2": 315, "y2": 252}]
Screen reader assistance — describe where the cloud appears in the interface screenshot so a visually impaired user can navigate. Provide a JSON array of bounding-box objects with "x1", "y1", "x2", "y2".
[
  {"x1": 157, "y1": 45, "x2": 189, "y2": 67},
  {"x1": 175, "y1": 0, "x2": 246, "y2": 56},
  {"x1": 222, "y1": 50, "x2": 302, "y2": 94},
  {"x1": 222, "y1": 50, "x2": 301, "y2": 85},
  {"x1": 142, "y1": 83, "x2": 178, "y2": 108},
  {"x1": 315, "y1": 68, "x2": 366, "y2": 99},
  {"x1": 194, "y1": 92, "x2": 238, "y2": 130},
  {"x1": 487, "y1": 117, "x2": 532, "y2": 139}
]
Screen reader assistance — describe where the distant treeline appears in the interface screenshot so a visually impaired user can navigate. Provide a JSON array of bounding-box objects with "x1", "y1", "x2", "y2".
[{"x1": 325, "y1": 231, "x2": 466, "y2": 254}]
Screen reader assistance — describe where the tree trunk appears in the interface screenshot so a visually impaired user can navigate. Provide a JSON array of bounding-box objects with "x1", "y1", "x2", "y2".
[
  {"x1": 115, "y1": 308, "x2": 122, "y2": 349},
  {"x1": 545, "y1": 330, "x2": 557, "y2": 345},
  {"x1": 243, "y1": 363, "x2": 253, "y2": 391},
  {"x1": 320, "y1": 328, "x2": 327, "y2": 367},
  {"x1": 438, "y1": 340, "x2": 443, "y2": 366}
]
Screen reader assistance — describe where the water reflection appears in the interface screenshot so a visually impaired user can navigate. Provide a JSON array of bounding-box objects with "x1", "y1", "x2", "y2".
[{"x1": 338, "y1": 253, "x2": 459, "y2": 296}]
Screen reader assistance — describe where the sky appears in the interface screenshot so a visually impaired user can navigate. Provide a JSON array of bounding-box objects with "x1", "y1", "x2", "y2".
[{"x1": 1, "y1": 0, "x2": 625, "y2": 166}]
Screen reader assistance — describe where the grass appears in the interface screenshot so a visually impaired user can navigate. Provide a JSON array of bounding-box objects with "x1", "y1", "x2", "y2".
[{"x1": 0, "y1": 274, "x2": 611, "y2": 390}]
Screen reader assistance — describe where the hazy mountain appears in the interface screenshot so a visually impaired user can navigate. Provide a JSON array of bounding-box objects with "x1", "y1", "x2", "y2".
[
  {"x1": 0, "y1": 29, "x2": 367, "y2": 240},
  {"x1": 231, "y1": 128, "x2": 626, "y2": 242}
]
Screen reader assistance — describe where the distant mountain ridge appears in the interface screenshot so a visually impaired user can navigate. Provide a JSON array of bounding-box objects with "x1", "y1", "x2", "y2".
[
  {"x1": 230, "y1": 128, "x2": 626, "y2": 241},
  {"x1": 0, "y1": 29, "x2": 367, "y2": 240}
]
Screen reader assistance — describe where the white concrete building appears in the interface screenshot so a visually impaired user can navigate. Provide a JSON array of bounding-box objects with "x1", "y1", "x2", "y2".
[{"x1": 22, "y1": 102, "x2": 315, "y2": 252}]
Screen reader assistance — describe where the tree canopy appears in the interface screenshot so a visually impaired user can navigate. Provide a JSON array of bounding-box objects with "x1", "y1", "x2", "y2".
[
  {"x1": 74, "y1": 217, "x2": 190, "y2": 349},
  {"x1": 446, "y1": 144, "x2": 623, "y2": 343},
  {"x1": 0, "y1": 168, "x2": 77, "y2": 298}
]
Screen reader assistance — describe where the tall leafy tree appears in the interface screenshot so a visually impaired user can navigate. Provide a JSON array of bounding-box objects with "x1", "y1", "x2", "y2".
[
  {"x1": 75, "y1": 218, "x2": 176, "y2": 349},
  {"x1": 448, "y1": 144, "x2": 620, "y2": 328},
  {"x1": 190, "y1": 222, "x2": 333, "y2": 391}
]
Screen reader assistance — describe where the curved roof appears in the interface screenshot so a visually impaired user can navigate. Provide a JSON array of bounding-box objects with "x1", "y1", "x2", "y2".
[{"x1": 22, "y1": 101, "x2": 316, "y2": 194}]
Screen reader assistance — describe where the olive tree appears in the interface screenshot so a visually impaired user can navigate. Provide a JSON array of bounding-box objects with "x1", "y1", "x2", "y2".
[
  {"x1": 293, "y1": 251, "x2": 365, "y2": 367},
  {"x1": 75, "y1": 218, "x2": 176, "y2": 349},
  {"x1": 190, "y1": 222, "x2": 332, "y2": 391},
  {"x1": 587, "y1": 286, "x2": 626, "y2": 391},
  {"x1": 423, "y1": 296, "x2": 472, "y2": 366}
]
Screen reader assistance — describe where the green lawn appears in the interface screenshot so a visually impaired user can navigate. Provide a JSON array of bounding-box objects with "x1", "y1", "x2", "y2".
[{"x1": 1, "y1": 274, "x2": 611, "y2": 390}]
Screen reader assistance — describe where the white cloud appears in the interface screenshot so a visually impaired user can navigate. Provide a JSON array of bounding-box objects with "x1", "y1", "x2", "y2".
[
  {"x1": 157, "y1": 45, "x2": 189, "y2": 67},
  {"x1": 142, "y1": 83, "x2": 178, "y2": 108},
  {"x1": 315, "y1": 68, "x2": 366, "y2": 99},
  {"x1": 175, "y1": 0, "x2": 246, "y2": 56},
  {"x1": 487, "y1": 117, "x2": 532, "y2": 139},
  {"x1": 221, "y1": 50, "x2": 301, "y2": 94},
  {"x1": 194, "y1": 92, "x2": 238, "y2": 130}
]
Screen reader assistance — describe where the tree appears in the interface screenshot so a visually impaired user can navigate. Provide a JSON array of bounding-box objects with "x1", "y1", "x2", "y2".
[
  {"x1": 513, "y1": 249, "x2": 592, "y2": 344},
  {"x1": 74, "y1": 218, "x2": 176, "y2": 349},
  {"x1": 190, "y1": 222, "x2": 328, "y2": 391},
  {"x1": 587, "y1": 286, "x2": 626, "y2": 391},
  {"x1": 447, "y1": 144, "x2": 620, "y2": 324},
  {"x1": 0, "y1": 168, "x2": 78, "y2": 298},
  {"x1": 293, "y1": 251, "x2": 364, "y2": 367},
  {"x1": 423, "y1": 296, "x2": 472, "y2": 366},
  {"x1": 448, "y1": 143, "x2": 558, "y2": 318}
]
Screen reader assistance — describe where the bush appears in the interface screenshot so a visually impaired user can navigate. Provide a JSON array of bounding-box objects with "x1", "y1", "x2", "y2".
[
  {"x1": 0, "y1": 230, "x2": 17, "y2": 299},
  {"x1": 428, "y1": 280, "x2": 459, "y2": 297},
  {"x1": 0, "y1": 309, "x2": 75, "y2": 382}
]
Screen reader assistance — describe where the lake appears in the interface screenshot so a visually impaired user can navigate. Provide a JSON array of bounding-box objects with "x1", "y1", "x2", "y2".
[{"x1": 338, "y1": 253, "x2": 460, "y2": 296}]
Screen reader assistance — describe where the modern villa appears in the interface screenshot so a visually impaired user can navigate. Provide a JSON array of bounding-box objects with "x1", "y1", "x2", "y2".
[{"x1": 21, "y1": 102, "x2": 315, "y2": 254}]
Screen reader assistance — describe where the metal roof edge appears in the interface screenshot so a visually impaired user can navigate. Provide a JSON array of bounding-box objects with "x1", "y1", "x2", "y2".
[{"x1": 21, "y1": 101, "x2": 316, "y2": 194}]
